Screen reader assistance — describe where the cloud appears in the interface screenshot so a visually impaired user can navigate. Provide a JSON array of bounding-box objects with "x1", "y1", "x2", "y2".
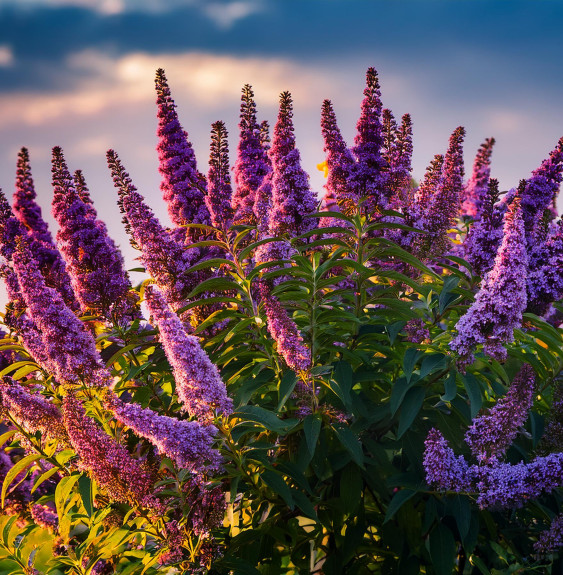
[
  {"x1": 0, "y1": 46, "x2": 14, "y2": 67},
  {"x1": 202, "y1": 1, "x2": 263, "y2": 29}
]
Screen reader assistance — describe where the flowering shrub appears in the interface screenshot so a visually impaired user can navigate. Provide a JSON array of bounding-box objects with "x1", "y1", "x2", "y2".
[{"x1": 0, "y1": 66, "x2": 562, "y2": 574}]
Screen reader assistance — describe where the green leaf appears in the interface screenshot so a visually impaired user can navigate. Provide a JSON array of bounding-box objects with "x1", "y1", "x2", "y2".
[
  {"x1": 418, "y1": 353, "x2": 446, "y2": 379},
  {"x1": 333, "y1": 425, "x2": 364, "y2": 468},
  {"x1": 439, "y1": 276, "x2": 460, "y2": 314},
  {"x1": 440, "y1": 371, "x2": 457, "y2": 402},
  {"x1": 262, "y1": 471, "x2": 294, "y2": 509},
  {"x1": 384, "y1": 489, "x2": 416, "y2": 524},
  {"x1": 0, "y1": 431, "x2": 16, "y2": 451},
  {"x1": 428, "y1": 523, "x2": 457, "y2": 575},
  {"x1": 291, "y1": 490, "x2": 318, "y2": 520},
  {"x1": 397, "y1": 387, "x2": 425, "y2": 439},
  {"x1": 463, "y1": 373, "x2": 482, "y2": 419},
  {"x1": 0, "y1": 361, "x2": 38, "y2": 378},
  {"x1": 78, "y1": 474, "x2": 94, "y2": 518},
  {"x1": 340, "y1": 464, "x2": 363, "y2": 515},
  {"x1": 449, "y1": 495, "x2": 471, "y2": 540},
  {"x1": 402, "y1": 348, "x2": 420, "y2": 384},
  {"x1": 232, "y1": 405, "x2": 298, "y2": 434},
  {"x1": 277, "y1": 371, "x2": 297, "y2": 411},
  {"x1": 469, "y1": 555, "x2": 491, "y2": 575},
  {"x1": 1, "y1": 453, "x2": 41, "y2": 508},
  {"x1": 55, "y1": 474, "x2": 80, "y2": 541},
  {"x1": 31, "y1": 466, "x2": 59, "y2": 494},
  {"x1": 390, "y1": 377, "x2": 413, "y2": 416},
  {"x1": 303, "y1": 414, "x2": 321, "y2": 457}
]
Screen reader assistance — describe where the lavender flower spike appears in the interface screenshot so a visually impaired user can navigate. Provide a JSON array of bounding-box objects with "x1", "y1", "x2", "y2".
[
  {"x1": 423, "y1": 428, "x2": 472, "y2": 492},
  {"x1": 51, "y1": 147, "x2": 135, "y2": 320},
  {"x1": 11, "y1": 150, "x2": 78, "y2": 310},
  {"x1": 155, "y1": 68, "x2": 211, "y2": 243},
  {"x1": 465, "y1": 364, "x2": 535, "y2": 463},
  {"x1": 320, "y1": 99, "x2": 356, "y2": 214},
  {"x1": 259, "y1": 282, "x2": 311, "y2": 372},
  {"x1": 144, "y1": 285, "x2": 232, "y2": 420},
  {"x1": 206, "y1": 121, "x2": 234, "y2": 229},
  {"x1": 63, "y1": 394, "x2": 156, "y2": 508},
  {"x1": 12, "y1": 237, "x2": 113, "y2": 387},
  {"x1": 0, "y1": 376, "x2": 67, "y2": 442},
  {"x1": 106, "y1": 392, "x2": 222, "y2": 471},
  {"x1": 267, "y1": 91, "x2": 318, "y2": 238},
  {"x1": 450, "y1": 193, "x2": 527, "y2": 366},
  {"x1": 461, "y1": 137, "x2": 495, "y2": 220},
  {"x1": 232, "y1": 85, "x2": 271, "y2": 226},
  {"x1": 107, "y1": 149, "x2": 195, "y2": 312}
]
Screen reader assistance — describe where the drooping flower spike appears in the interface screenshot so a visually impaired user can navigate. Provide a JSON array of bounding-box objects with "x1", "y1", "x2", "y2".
[
  {"x1": 144, "y1": 284, "x2": 232, "y2": 421},
  {"x1": 106, "y1": 149, "x2": 196, "y2": 312}
]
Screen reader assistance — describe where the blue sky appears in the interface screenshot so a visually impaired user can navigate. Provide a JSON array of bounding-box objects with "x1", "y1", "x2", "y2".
[{"x1": 0, "y1": 0, "x2": 562, "y2": 292}]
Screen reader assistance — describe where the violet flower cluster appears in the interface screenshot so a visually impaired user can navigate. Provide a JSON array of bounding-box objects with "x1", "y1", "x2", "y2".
[
  {"x1": 106, "y1": 392, "x2": 223, "y2": 472},
  {"x1": 461, "y1": 137, "x2": 496, "y2": 220},
  {"x1": 51, "y1": 147, "x2": 135, "y2": 320},
  {"x1": 12, "y1": 238, "x2": 112, "y2": 387},
  {"x1": 450, "y1": 195, "x2": 528, "y2": 365},
  {"x1": 144, "y1": 285, "x2": 232, "y2": 420},
  {"x1": 63, "y1": 393, "x2": 158, "y2": 508}
]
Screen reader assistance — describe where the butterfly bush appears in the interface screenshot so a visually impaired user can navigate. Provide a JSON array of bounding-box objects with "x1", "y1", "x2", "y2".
[{"x1": 1, "y1": 65, "x2": 563, "y2": 573}]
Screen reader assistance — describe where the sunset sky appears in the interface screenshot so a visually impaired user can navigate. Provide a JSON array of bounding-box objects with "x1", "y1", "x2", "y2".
[{"x1": 0, "y1": 0, "x2": 562, "y2": 292}]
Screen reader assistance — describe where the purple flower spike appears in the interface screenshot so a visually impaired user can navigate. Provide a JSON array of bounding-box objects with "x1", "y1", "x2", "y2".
[
  {"x1": 30, "y1": 504, "x2": 58, "y2": 532},
  {"x1": 351, "y1": 67, "x2": 388, "y2": 213},
  {"x1": 267, "y1": 91, "x2": 318, "y2": 238},
  {"x1": 412, "y1": 155, "x2": 444, "y2": 224},
  {"x1": 450, "y1": 194, "x2": 528, "y2": 366},
  {"x1": 51, "y1": 147, "x2": 136, "y2": 320},
  {"x1": 63, "y1": 394, "x2": 157, "y2": 508},
  {"x1": 0, "y1": 377, "x2": 67, "y2": 442},
  {"x1": 206, "y1": 121, "x2": 234, "y2": 229},
  {"x1": 155, "y1": 68, "x2": 211, "y2": 242},
  {"x1": 521, "y1": 137, "x2": 563, "y2": 234},
  {"x1": 463, "y1": 178, "x2": 504, "y2": 276},
  {"x1": 465, "y1": 364, "x2": 535, "y2": 463},
  {"x1": 259, "y1": 282, "x2": 311, "y2": 372},
  {"x1": 107, "y1": 149, "x2": 195, "y2": 312},
  {"x1": 144, "y1": 285, "x2": 232, "y2": 421},
  {"x1": 320, "y1": 99, "x2": 357, "y2": 214},
  {"x1": 106, "y1": 393, "x2": 222, "y2": 472},
  {"x1": 232, "y1": 85, "x2": 271, "y2": 226},
  {"x1": 461, "y1": 138, "x2": 495, "y2": 220},
  {"x1": 12, "y1": 237, "x2": 113, "y2": 387},
  {"x1": 11, "y1": 150, "x2": 79, "y2": 310},
  {"x1": 417, "y1": 127, "x2": 465, "y2": 254},
  {"x1": 387, "y1": 113, "x2": 414, "y2": 209},
  {"x1": 423, "y1": 428, "x2": 471, "y2": 491}
]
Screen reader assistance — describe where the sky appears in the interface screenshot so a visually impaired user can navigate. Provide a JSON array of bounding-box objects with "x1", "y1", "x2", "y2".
[{"x1": 0, "y1": 0, "x2": 563, "y2": 296}]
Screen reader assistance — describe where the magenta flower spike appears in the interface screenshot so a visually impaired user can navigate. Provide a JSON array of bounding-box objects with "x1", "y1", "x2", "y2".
[
  {"x1": 0, "y1": 377, "x2": 67, "y2": 442},
  {"x1": 450, "y1": 195, "x2": 528, "y2": 366},
  {"x1": 267, "y1": 91, "x2": 318, "y2": 238},
  {"x1": 423, "y1": 428, "x2": 471, "y2": 492},
  {"x1": 259, "y1": 282, "x2": 311, "y2": 372},
  {"x1": 155, "y1": 68, "x2": 211, "y2": 242},
  {"x1": 107, "y1": 149, "x2": 195, "y2": 312},
  {"x1": 144, "y1": 285, "x2": 232, "y2": 420},
  {"x1": 51, "y1": 147, "x2": 135, "y2": 320},
  {"x1": 206, "y1": 121, "x2": 234, "y2": 229},
  {"x1": 521, "y1": 137, "x2": 563, "y2": 234},
  {"x1": 12, "y1": 237, "x2": 113, "y2": 387},
  {"x1": 232, "y1": 85, "x2": 271, "y2": 226},
  {"x1": 106, "y1": 393, "x2": 222, "y2": 471},
  {"x1": 30, "y1": 504, "x2": 58, "y2": 532},
  {"x1": 461, "y1": 137, "x2": 496, "y2": 220},
  {"x1": 320, "y1": 99, "x2": 356, "y2": 214},
  {"x1": 63, "y1": 394, "x2": 157, "y2": 508},
  {"x1": 462, "y1": 178, "x2": 505, "y2": 276},
  {"x1": 465, "y1": 364, "x2": 535, "y2": 463},
  {"x1": 350, "y1": 67, "x2": 388, "y2": 213}
]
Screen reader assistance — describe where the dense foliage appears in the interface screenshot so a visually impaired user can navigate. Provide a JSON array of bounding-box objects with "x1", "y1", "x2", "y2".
[{"x1": 0, "y1": 66, "x2": 562, "y2": 574}]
